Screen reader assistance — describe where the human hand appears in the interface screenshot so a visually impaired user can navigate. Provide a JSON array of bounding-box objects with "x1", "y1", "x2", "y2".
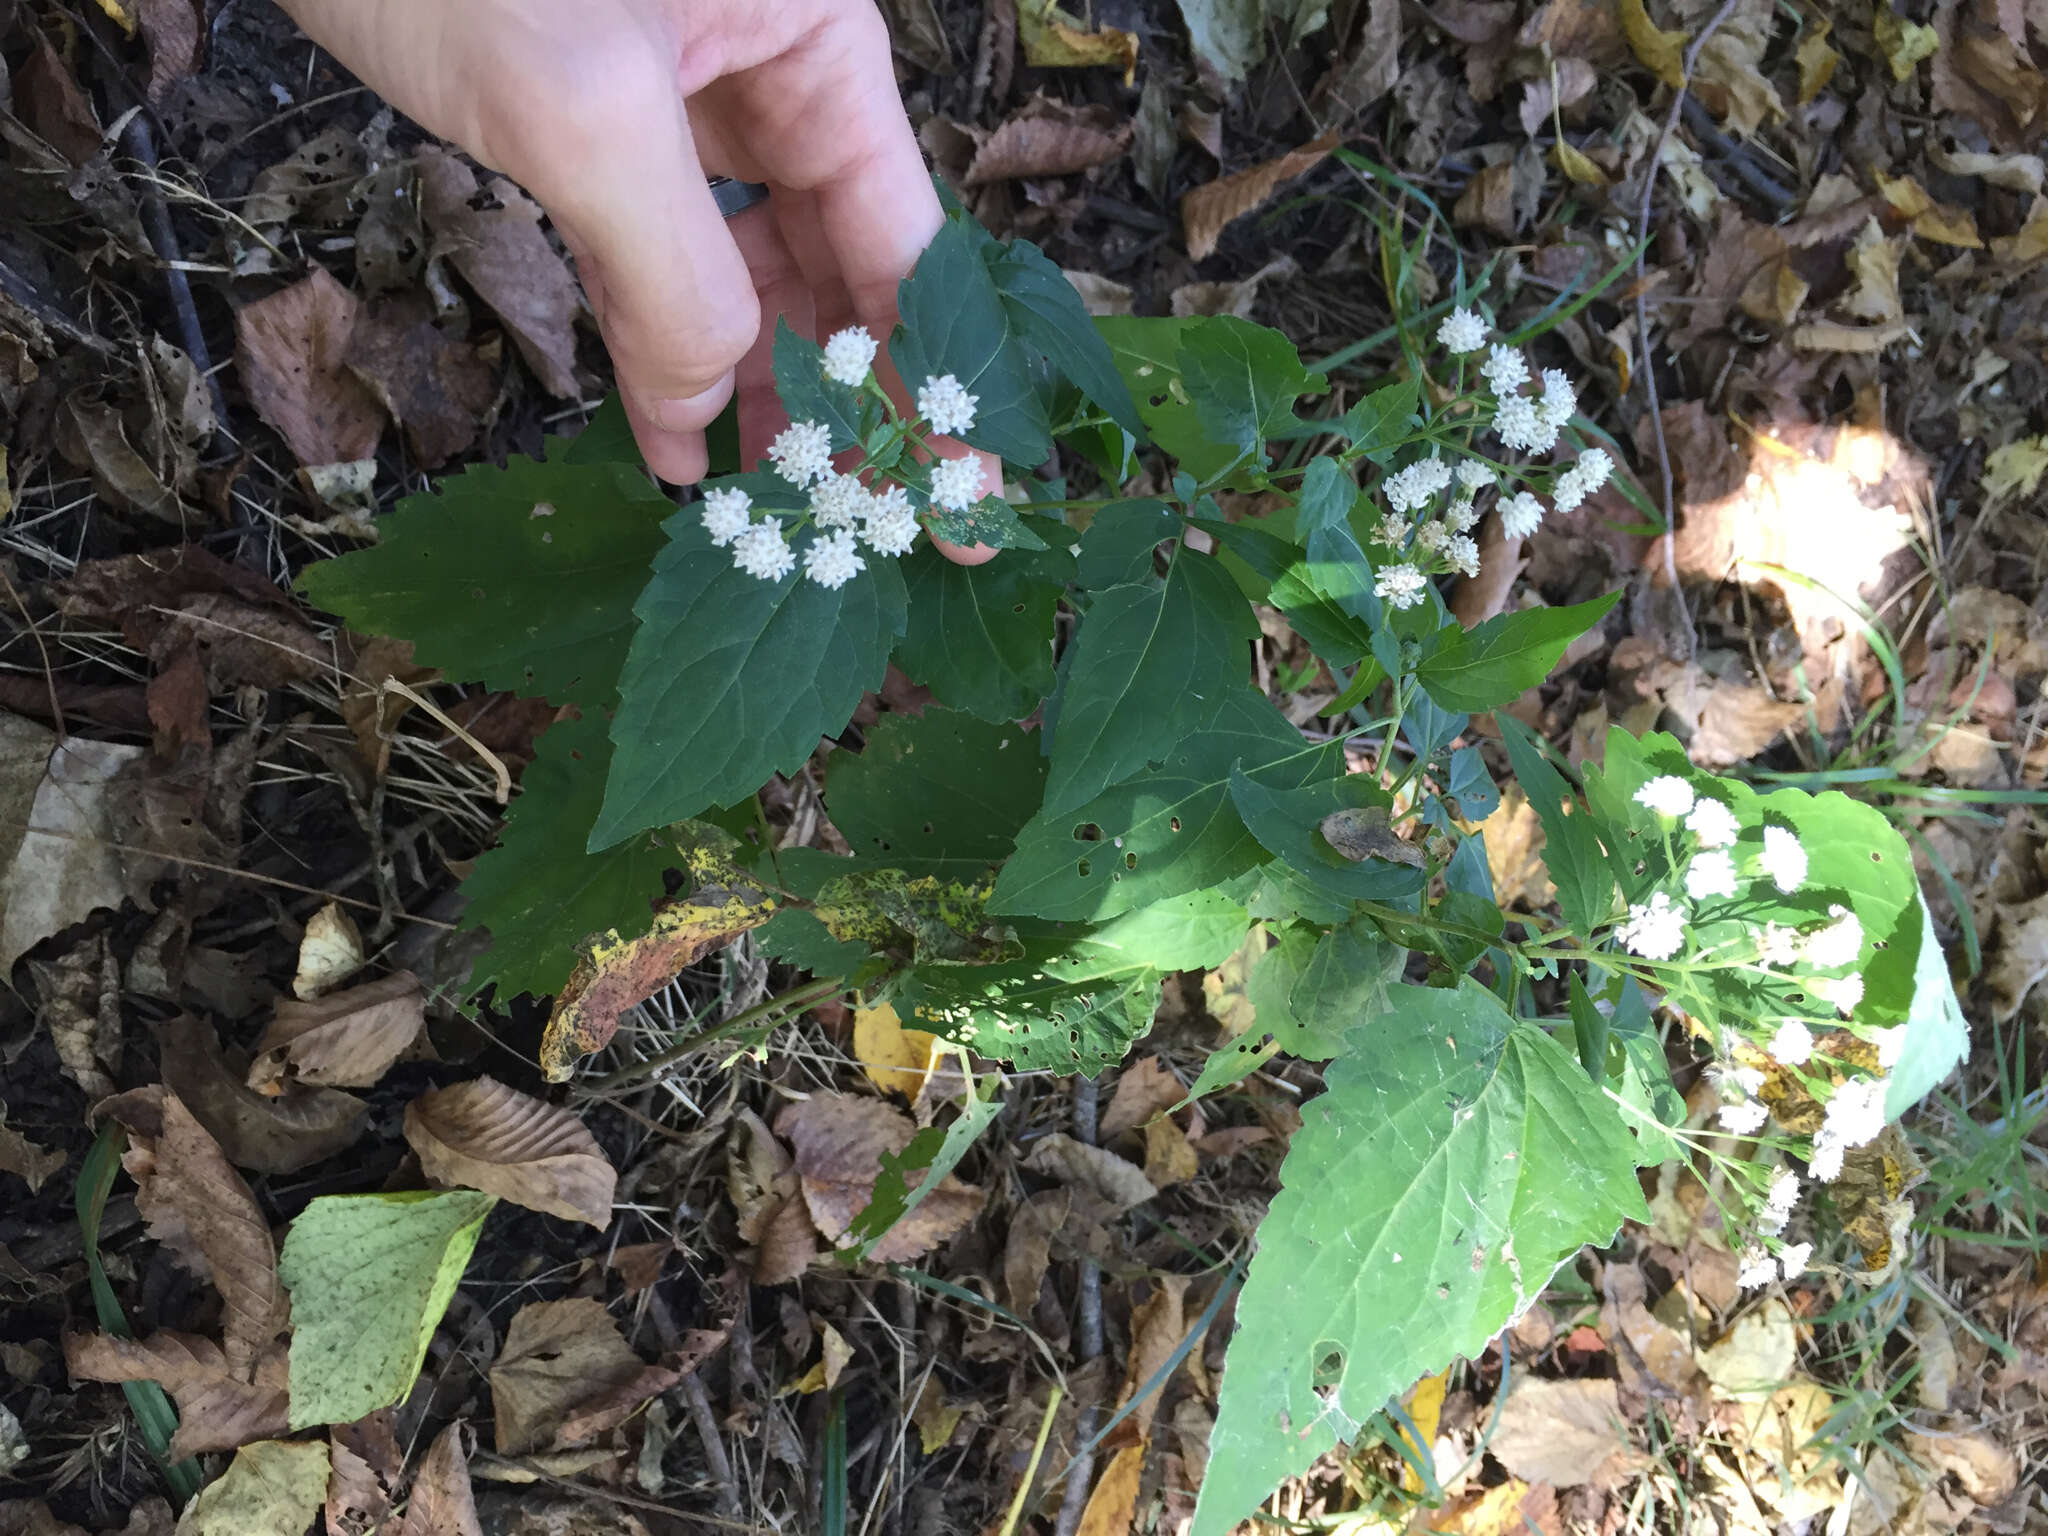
[{"x1": 278, "y1": 0, "x2": 999, "y2": 559}]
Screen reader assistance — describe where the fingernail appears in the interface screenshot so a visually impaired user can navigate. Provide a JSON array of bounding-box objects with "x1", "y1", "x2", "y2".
[{"x1": 648, "y1": 378, "x2": 734, "y2": 433}]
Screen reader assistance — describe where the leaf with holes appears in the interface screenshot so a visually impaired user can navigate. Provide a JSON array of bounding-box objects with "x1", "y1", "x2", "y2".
[
  {"x1": 827, "y1": 709, "x2": 1046, "y2": 877},
  {"x1": 592, "y1": 507, "x2": 906, "y2": 848},
  {"x1": 923, "y1": 494, "x2": 1050, "y2": 552},
  {"x1": 299, "y1": 455, "x2": 670, "y2": 705},
  {"x1": 1194, "y1": 980, "x2": 1647, "y2": 1536},
  {"x1": 993, "y1": 688, "x2": 1341, "y2": 920},
  {"x1": 1042, "y1": 552, "x2": 1259, "y2": 818},
  {"x1": 892, "y1": 543, "x2": 1071, "y2": 722}
]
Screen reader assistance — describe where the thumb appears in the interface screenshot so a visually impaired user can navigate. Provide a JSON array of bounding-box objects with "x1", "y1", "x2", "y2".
[{"x1": 552, "y1": 120, "x2": 759, "y2": 484}]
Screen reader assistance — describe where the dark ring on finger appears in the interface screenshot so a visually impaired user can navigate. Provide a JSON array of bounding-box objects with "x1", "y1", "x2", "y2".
[{"x1": 709, "y1": 177, "x2": 771, "y2": 219}]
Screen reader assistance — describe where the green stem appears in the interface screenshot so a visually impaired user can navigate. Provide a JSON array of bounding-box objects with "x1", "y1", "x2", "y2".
[{"x1": 579, "y1": 974, "x2": 847, "y2": 1093}]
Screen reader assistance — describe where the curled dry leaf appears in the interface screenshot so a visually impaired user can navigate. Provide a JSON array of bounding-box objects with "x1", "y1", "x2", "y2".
[
  {"x1": 416, "y1": 147, "x2": 581, "y2": 399},
  {"x1": 157, "y1": 1014, "x2": 368, "y2": 1175},
  {"x1": 964, "y1": 96, "x2": 1132, "y2": 185},
  {"x1": 2, "y1": 720, "x2": 147, "y2": 973},
  {"x1": 727, "y1": 1108, "x2": 819, "y2": 1285},
  {"x1": 1099, "y1": 1057, "x2": 1185, "y2": 1141},
  {"x1": 232, "y1": 265, "x2": 386, "y2": 469},
  {"x1": 852, "y1": 1001, "x2": 942, "y2": 1102},
  {"x1": 404, "y1": 1076, "x2": 616, "y2": 1227},
  {"x1": 1183, "y1": 131, "x2": 1341, "y2": 261},
  {"x1": 63, "y1": 1331, "x2": 288, "y2": 1460},
  {"x1": 389, "y1": 1421, "x2": 483, "y2": 1536},
  {"x1": 248, "y1": 971, "x2": 425, "y2": 1092},
  {"x1": 489, "y1": 1299, "x2": 647, "y2": 1456},
  {"x1": 774, "y1": 1093, "x2": 985, "y2": 1262},
  {"x1": 26, "y1": 934, "x2": 124, "y2": 1100},
  {"x1": 294, "y1": 901, "x2": 366, "y2": 1000},
  {"x1": 1003, "y1": 1188, "x2": 1070, "y2": 1314},
  {"x1": 343, "y1": 293, "x2": 494, "y2": 468},
  {"x1": 97, "y1": 1087, "x2": 285, "y2": 1374},
  {"x1": 1023, "y1": 1133, "x2": 1158, "y2": 1212},
  {"x1": 540, "y1": 882, "x2": 778, "y2": 1081}
]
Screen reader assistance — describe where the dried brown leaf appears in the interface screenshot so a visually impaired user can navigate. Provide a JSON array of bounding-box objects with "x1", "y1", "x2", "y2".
[
  {"x1": 1877, "y1": 171, "x2": 1984, "y2": 247},
  {"x1": 294, "y1": 902, "x2": 366, "y2": 1000},
  {"x1": 326, "y1": 1411, "x2": 401, "y2": 1536},
  {"x1": 389, "y1": 1421, "x2": 483, "y2": 1536},
  {"x1": 1075, "y1": 1444, "x2": 1146, "y2": 1536},
  {"x1": 607, "y1": 1241, "x2": 672, "y2": 1295},
  {"x1": 63, "y1": 1332, "x2": 288, "y2": 1459},
  {"x1": 404, "y1": 1076, "x2": 616, "y2": 1227},
  {"x1": 1313, "y1": 0, "x2": 1402, "y2": 120},
  {"x1": 55, "y1": 397, "x2": 182, "y2": 521},
  {"x1": 23, "y1": 932, "x2": 124, "y2": 1095},
  {"x1": 233, "y1": 265, "x2": 386, "y2": 468},
  {"x1": 1619, "y1": 0, "x2": 1687, "y2": 87},
  {"x1": 1022, "y1": 1134, "x2": 1157, "y2": 1211},
  {"x1": 157, "y1": 1013, "x2": 369, "y2": 1175},
  {"x1": 965, "y1": 97, "x2": 1131, "y2": 184},
  {"x1": 1454, "y1": 161, "x2": 1518, "y2": 241},
  {"x1": 1003, "y1": 1188, "x2": 1069, "y2": 1314},
  {"x1": 344, "y1": 294, "x2": 494, "y2": 468},
  {"x1": 136, "y1": 0, "x2": 204, "y2": 103},
  {"x1": 1182, "y1": 131, "x2": 1341, "y2": 261},
  {"x1": 1491, "y1": 1378, "x2": 1649, "y2": 1488},
  {"x1": 1099, "y1": 1057, "x2": 1185, "y2": 1141},
  {"x1": 248, "y1": 972, "x2": 424, "y2": 1091},
  {"x1": 416, "y1": 147, "x2": 581, "y2": 399},
  {"x1": 490, "y1": 1299, "x2": 646, "y2": 1456},
  {"x1": 16, "y1": 34, "x2": 102, "y2": 166},
  {"x1": 0, "y1": 1121, "x2": 66, "y2": 1193},
  {"x1": 540, "y1": 884, "x2": 777, "y2": 1081},
  {"x1": 774, "y1": 1093, "x2": 985, "y2": 1261},
  {"x1": 1118, "y1": 1276, "x2": 1189, "y2": 1432},
  {"x1": 1141, "y1": 1117, "x2": 1200, "y2": 1187}
]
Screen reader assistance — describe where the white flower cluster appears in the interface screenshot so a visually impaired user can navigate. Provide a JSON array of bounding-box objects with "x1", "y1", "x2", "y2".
[
  {"x1": 821, "y1": 325, "x2": 878, "y2": 387},
  {"x1": 709, "y1": 434, "x2": 952, "y2": 588},
  {"x1": 1738, "y1": 1239, "x2": 1812, "y2": 1290},
  {"x1": 917, "y1": 374, "x2": 978, "y2": 437},
  {"x1": 1436, "y1": 306, "x2": 1490, "y2": 354}
]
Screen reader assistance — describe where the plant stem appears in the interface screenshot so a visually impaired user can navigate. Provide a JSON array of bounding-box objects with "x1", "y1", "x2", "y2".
[{"x1": 579, "y1": 974, "x2": 847, "y2": 1094}]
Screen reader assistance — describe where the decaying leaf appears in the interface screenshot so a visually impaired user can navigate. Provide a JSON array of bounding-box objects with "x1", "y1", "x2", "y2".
[
  {"x1": 1003, "y1": 1188, "x2": 1069, "y2": 1313},
  {"x1": 1, "y1": 718, "x2": 147, "y2": 972},
  {"x1": 1699, "y1": 1298, "x2": 1798, "y2": 1401},
  {"x1": 1795, "y1": 19, "x2": 1840, "y2": 101},
  {"x1": 1877, "y1": 170, "x2": 1984, "y2": 246},
  {"x1": 774, "y1": 1094, "x2": 985, "y2": 1261},
  {"x1": 416, "y1": 147, "x2": 581, "y2": 398},
  {"x1": 248, "y1": 972, "x2": 425, "y2": 1091},
  {"x1": 26, "y1": 935, "x2": 123, "y2": 1099},
  {"x1": 55, "y1": 396, "x2": 182, "y2": 521},
  {"x1": 541, "y1": 882, "x2": 777, "y2": 1081},
  {"x1": 294, "y1": 901, "x2": 366, "y2": 1000},
  {"x1": 404, "y1": 1076, "x2": 616, "y2": 1227},
  {"x1": 965, "y1": 95, "x2": 1131, "y2": 185},
  {"x1": 1319, "y1": 805, "x2": 1428, "y2": 867},
  {"x1": 326, "y1": 1411, "x2": 402, "y2": 1536},
  {"x1": 1874, "y1": 3, "x2": 1940, "y2": 78},
  {"x1": 853, "y1": 1001, "x2": 943, "y2": 1101},
  {"x1": 1075, "y1": 1444, "x2": 1145, "y2": 1536},
  {"x1": 1142, "y1": 1116, "x2": 1200, "y2": 1187},
  {"x1": 0, "y1": 1119, "x2": 66, "y2": 1193},
  {"x1": 1118, "y1": 1277, "x2": 1189, "y2": 1430},
  {"x1": 1099, "y1": 1057, "x2": 1187, "y2": 1141},
  {"x1": 157, "y1": 1013, "x2": 370, "y2": 1175},
  {"x1": 1183, "y1": 131, "x2": 1341, "y2": 261},
  {"x1": 233, "y1": 265, "x2": 386, "y2": 469},
  {"x1": 388, "y1": 1421, "x2": 482, "y2": 1536},
  {"x1": 344, "y1": 293, "x2": 495, "y2": 468},
  {"x1": 1016, "y1": 0, "x2": 1139, "y2": 81},
  {"x1": 64, "y1": 1331, "x2": 289, "y2": 1460},
  {"x1": 1023, "y1": 1133, "x2": 1158, "y2": 1212},
  {"x1": 1619, "y1": 0, "x2": 1687, "y2": 87},
  {"x1": 1490, "y1": 1378, "x2": 1649, "y2": 1488},
  {"x1": 490, "y1": 1299, "x2": 647, "y2": 1457},
  {"x1": 727, "y1": 1108, "x2": 819, "y2": 1284},
  {"x1": 171, "y1": 1438, "x2": 328, "y2": 1536}
]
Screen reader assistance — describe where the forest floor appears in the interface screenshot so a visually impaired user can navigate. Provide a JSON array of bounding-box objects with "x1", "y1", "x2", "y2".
[{"x1": 1, "y1": 0, "x2": 2046, "y2": 1533}]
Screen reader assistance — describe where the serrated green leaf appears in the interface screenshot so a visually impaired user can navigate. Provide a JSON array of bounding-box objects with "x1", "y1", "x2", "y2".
[
  {"x1": 1342, "y1": 378, "x2": 1421, "y2": 459},
  {"x1": 1496, "y1": 717, "x2": 1617, "y2": 936},
  {"x1": 592, "y1": 512, "x2": 906, "y2": 848},
  {"x1": 1043, "y1": 551, "x2": 1259, "y2": 817},
  {"x1": 924, "y1": 494, "x2": 1050, "y2": 551},
  {"x1": 1076, "y1": 499, "x2": 1179, "y2": 588},
  {"x1": 984, "y1": 239, "x2": 1146, "y2": 438},
  {"x1": 829, "y1": 710, "x2": 1046, "y2": 877},
  {"x1": 459, "y1": 711, "x2": 676, "y2": 1002},
  {"x1": 278, "y1": 1190, "x2": 496, "y2": 1429},
  {"x1": 1096, "y1": 315, "x2": 1244, "y2": 485},
  {"x1": 1228, "y1": 768, "x2": 1426, "y2": 903},
  {"x1": 1286, "y1": 918, "x2": 1403, "y2": 1054},
  {"x1": 893, "y1": 544, "x2": 1069, "y2": 721},
  {"x1": 994, "y1": 688, "x2": 1340, "y2": 920},
  {"x1": 1177, "y1": 316, "x2": 1325, "y2": 468},
  {"x1": 773, "y1": 319, "x2": 868, "y2": 450},
  {"x1": 1292, "y1": 457, "x2": 1357, "y2": 534},
  {"x1": 299, "y1": 456, "x2": 671, "y2": 705},
  {"x1": 894, "y1": 219, "x2": 1052, "y2": 465},
  {"x1": 1194, "y1": 981, "x2": 1648, "y2": 1536},
  {"x1": 1415, "y1": 593, "x2": 1620, "y2": 712},
  {"x1": 757, "y1": 908, "x2": 879, "y2": 977},
  {"x1": 1196, "y1": 517, "x2": 1378, "y2": 667}
]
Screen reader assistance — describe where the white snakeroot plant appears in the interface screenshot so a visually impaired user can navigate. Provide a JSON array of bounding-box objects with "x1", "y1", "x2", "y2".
[{"x1": 302, "y1": 215, "x2": 1965, "y2": 1536}]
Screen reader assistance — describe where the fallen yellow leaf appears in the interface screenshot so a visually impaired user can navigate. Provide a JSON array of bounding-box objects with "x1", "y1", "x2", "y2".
[
  {"x1": 1795, "y1": 21, "x2": 1840, "y2": 103},
  {"x1": 1553, "y1": 139, "x2": 1611, "y2": 186},
  {"x1": 1076, "y1": 1442, "x2": 1146, "y2": 1536},
  {"x1": 1620, "y1": 0, "x2": 1688, "y2": 89},
  {"x1": 1876, "y1": 170, "x2": 1983, "y2": 247},
  {"x1": 1873, "y1": 5, "x2": 1939, "y2": 80},
  {"x1": 1398, "y1": 1368, "x2": 1449, "y2": 1493},
  {"x1": 1016, "y1": 0, "x2": 1139, "y2": 84},
  {"x1": 853, "y1": 1002, "x2": 942, "y2": 1101},
  {"x1": 92, "y1": 0, "x2": 136, "y2": 35}
]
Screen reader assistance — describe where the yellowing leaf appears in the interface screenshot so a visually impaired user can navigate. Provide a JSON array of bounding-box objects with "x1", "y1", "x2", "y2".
[
  {"x1": 1420, "y1": 1478, "x2": 1539, "y2": 1536},
  {"x1": 1553, "y1": 139, "x2": 1611, "y2": 186},
  {"x1": 1991, "y1": 198, "x2": 2048, "y2": 266},
  {"x1": 1982, "y1": 436, "x2": 2048, "y2": 503},
  {"x1": 1620, "y1": 0, "x2": 1688, "y2": 89},
  {"x1": 1873, "y1": 5, "x2": 1939, "y2": 79},
  {"x1": 1076, "y1": 1443, "x2": 1146, "y2": 1536},
  {"x1": 1399, "y1": 1369, "x2": 1449, "y2": 1492},
  {"x1": 912, "y1": 1378, "x2": 967, "y2": 1453},
  {"x1": 92, "y1": 0, "x2": 137, "y2": 35},
  {"x1": 1876, "y1": 171, "x2": 1983, "y2": 247},
  {"x1": 1796, "y1": 21, "x2": 1840, "y2": 103},
  {"x1": 1016, "y1": 0, "x2": 1139, "y2": 83},
  {"x1": 853, "y1": 1002, "x2": 942, "y2": 1100},
  {"x1": 175, "y1": 1439, "x2": 328, "y2": 1536}
]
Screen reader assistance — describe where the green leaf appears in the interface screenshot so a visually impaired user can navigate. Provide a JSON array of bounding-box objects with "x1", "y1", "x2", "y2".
[
  {"x1": 773, "y1": 318, "x2": 868, "y2": 451},
  {"x1": 1606, "y1": 980, "x2": 1686, "y2": 1165},
  {"x1": 278, "y1": 1189, "x2": 497, "y2": 1429},
  {"x1": 893, "y1": 543, "x2": 1069, "y2": 721},
  {"x1": 842, "y1": 1075, "x2": 1003, "y2": 1262},
  {"x1": 1365, "y1": 891, "x2": 1503, "y2": 972},
  {"x1": 757, "y1": 908, "x2": 879, "y2": 977},
  {"x1": 460, "y1": 711, "x2": 676, "y2": 1001},
  {"x1": 299, "y1": 456, "x2": 671, "y2": 705},
  {"x1": 1887, "y1": 895, "x2": 1967, "y2": 1118},
  {"x1": 1416, "y1": 593, "x2": 1619, "y2": 713},
  {"x1": 1342, "y1": 378, "x2": 1421, "y2": 459},
  {"x1": 1177, "y1": 316, "x2": 1325, "y2": 469},
  {"x1": 593, "y1": 511, "x2": 907, "y2": 848},
  {"x1": 1495, "y1": 717, "x2": 1616, "y2": 937},
  {"x1": 902, "y1": 889, "x2": 1248, "y2": 1072},
  {"x1": 893, "y1": 219, "x2": 1052, "y2": 465},
  {"x1": 1568, "y1": 971, "x2": 1610, "y2": 1079},
  {"x1": 924, "y1": 495, "x2": 1049, "y2": 551},
  {"x1": 1292, "y1": 457, "x2": 1357, "y2": 533},
  {"x1": 1096, "y1": 316, "x2": 1243, "y2": 485},
  {"x1": 1197, "y1": 517, "x2": 1378, "y2": 667},
  {"x1": 1043, "y1": 551, "x2": 1259, "y2": 817},
  {"x1": 1228, "y1": 768, "x2": 1427, "y2": 904},
  {"x1": 829, "y1": 710, "x2": 1047, "y2": 878},
  {"x1": 995, "y1": 688, "x2": 1340, "y2": 920},
  {"x1": 555, "y1": 393, "x2": 638, "y2": 465},
  {"x1": 1194, "y1": 981, "x2": 1648, "y2": 1536},
  {"x1": 1283, "y1": 918, "x2": 1403, "y2": 1058},
  {"x1": 1076, "y1": 499, "x2": 1179, "y2": 589},
  {"x1": 984, "y1": 239, "x2": 1145, "y2": 438}
]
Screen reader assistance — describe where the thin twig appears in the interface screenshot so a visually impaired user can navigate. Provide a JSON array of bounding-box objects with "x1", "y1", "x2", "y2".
[
  {"x1": 1053, "y1": 1074, "x2": 1105, "y2": 1536},
  {"x1": 1632, "y1": 0, "x2": 1745, "y2": 662},
  {"x1": 578, "y1": 975, "x2": 847, "y2": 1094},
  {"x1": 679, "y1": 1371, "x2": 743, "y2": 1519},
  {"x1": 0, "y1": 567, "x2": 65, "y2": 740}
]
